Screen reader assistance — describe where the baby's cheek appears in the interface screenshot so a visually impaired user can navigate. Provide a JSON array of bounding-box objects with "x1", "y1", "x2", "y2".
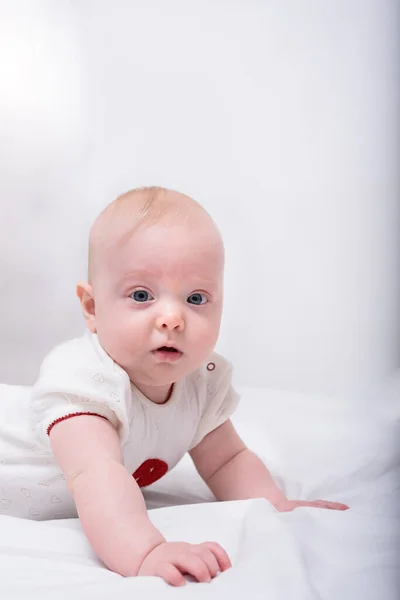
[
  {"x1": 193, "y1": 320, "x2": 220, "y2": 354},
  {"x1": 118, "y1": 318, "x2": 147, "y2": 354},
  {"x1": 98, "y1": 311, "x2": 142, "y2": 359}
]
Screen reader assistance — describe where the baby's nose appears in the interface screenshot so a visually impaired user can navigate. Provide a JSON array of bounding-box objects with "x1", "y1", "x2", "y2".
[{"x1": 155, "y1": 307, "x2": 185, "y2": 331}]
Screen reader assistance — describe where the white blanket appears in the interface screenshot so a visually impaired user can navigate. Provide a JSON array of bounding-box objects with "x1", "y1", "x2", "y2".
[{"x1": 0, "y1": 387, "x2": 399, "y2": 599}]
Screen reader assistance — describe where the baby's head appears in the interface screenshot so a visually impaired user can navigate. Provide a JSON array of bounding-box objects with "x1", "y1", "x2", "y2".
[{"x1": 77, "y1": 187, "x2": 225, "y2": 402}]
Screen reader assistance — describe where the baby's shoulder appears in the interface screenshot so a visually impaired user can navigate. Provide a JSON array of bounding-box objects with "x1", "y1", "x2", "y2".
[
  {"x1": 32, "y1": 332, "x2": 131, "y2": 406},
  {"x1": 39, "y1": 332, "x2": 114, "y2": 374},
  {"x1": 187, "y1": 352, "x2": 234, "y2": 389}
]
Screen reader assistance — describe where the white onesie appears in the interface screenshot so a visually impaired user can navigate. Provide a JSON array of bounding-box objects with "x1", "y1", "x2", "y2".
[{"x1": 0, "y1": 332, "x2": 239, "y2": 520}]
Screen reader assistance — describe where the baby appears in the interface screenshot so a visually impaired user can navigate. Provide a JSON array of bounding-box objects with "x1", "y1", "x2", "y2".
[{"x1": 0, "y1": 187, "x2": 348, "y2": 586}]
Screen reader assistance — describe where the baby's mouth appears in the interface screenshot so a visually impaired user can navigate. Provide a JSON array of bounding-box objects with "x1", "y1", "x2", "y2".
[
  {"x1": 158, "y1": 346, "x2": 179, "y2": 353},
  {"x1": 151, "y1": 345, "x2": 183, "y2": 362}
]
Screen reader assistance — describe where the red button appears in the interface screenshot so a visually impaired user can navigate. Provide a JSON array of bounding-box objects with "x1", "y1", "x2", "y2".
[{"x1": 132, "y1": 458, "x2": 169, "y2": 488}]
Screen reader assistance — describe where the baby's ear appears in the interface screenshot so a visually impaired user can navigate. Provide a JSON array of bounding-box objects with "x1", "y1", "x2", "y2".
[{"x1": 76, "y1": 281, "x2": 97, "y2": 333}]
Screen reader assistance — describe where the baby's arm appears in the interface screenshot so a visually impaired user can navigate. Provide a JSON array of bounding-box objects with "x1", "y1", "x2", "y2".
[
  {"x1": 50, "y1": 415, "x2": 165, "y2": 576},
  {"x1": 50, "y1": 415, "x2": 231, "y2": 584},
  {"x1": 190, "y1": 420, "x2": 348, "y2": 512}
]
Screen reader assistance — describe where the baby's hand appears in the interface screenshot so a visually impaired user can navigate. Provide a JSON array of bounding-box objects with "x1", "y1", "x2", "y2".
[
  {"x1": 138, "y1": 541, "x2": 231, "y2": 586},
  {"x1": 275, "y1": 499, "x2": 349, "y2": 512}
]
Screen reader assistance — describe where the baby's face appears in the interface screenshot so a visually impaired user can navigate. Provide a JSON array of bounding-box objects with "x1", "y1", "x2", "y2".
[{"x1": 89, "y1": 220, "x2": 224, "y2": 399}]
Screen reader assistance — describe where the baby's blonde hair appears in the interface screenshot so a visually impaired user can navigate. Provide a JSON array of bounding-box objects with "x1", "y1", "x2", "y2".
[{"x1": 87, "y1": 186, "x2": 213, "y2": 283}]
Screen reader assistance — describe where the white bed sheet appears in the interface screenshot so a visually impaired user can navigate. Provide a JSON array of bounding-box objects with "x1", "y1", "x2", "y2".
[{"x1": 0, "y1": 386, "x2": 399, "y2": 599}]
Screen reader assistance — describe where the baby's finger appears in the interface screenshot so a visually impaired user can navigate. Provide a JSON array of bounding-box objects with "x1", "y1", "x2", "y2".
[
  {"x1": 175, "y1": 555, "x2": 212, "y2": 583},
  {"x1": 315, "y1": 500, "x2": 349, "y2": 510},
  {"x1": 194, "y1": 548, "x2": 221, "y2": 578},
  {"x1": 203, "y1": 541, "x2": 232, "y2": 572},
  {"x1": 158, "y1": 563, "x2": 186, "y2": 587}
]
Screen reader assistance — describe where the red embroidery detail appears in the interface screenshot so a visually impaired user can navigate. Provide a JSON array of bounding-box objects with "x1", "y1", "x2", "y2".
[
  {"x1": 162, "y1": 384, "x2": 174, "y2": 404},
  {"x1": 47, "y1": 413, "x2": 108, "y2": 436},
  {"x1": 133, "y1": 459, "x2": 168, "y2": 488},
  {"x1": 207, "y1": 362, "x2": 216, "y2": 371}
]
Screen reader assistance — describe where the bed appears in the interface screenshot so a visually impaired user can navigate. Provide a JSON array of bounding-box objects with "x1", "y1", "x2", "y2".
[{"x1": 1, "y1": 384, "x2": 398, "y2": 599}]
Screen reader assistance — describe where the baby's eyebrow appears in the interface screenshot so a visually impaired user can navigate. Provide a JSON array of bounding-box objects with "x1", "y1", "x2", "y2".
[
  {"x1": 120, "y1": 268, "x2": 160, "y2": 280},
  {"x1": 120, "y1": 268, "x2": 217, "y2": 286}
]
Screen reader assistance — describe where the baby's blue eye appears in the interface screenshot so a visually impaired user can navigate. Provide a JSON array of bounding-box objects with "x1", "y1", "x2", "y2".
[
  {"x1": 187, "y1": 293, "x2": 207, "y2": 305},
  {"x1": 131, "y1": 290, "x2": 154, "y2": 303}
]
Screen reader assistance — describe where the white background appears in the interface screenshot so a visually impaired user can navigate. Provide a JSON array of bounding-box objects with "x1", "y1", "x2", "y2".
[{"x1": 0, "y1": 0, "x2": 399, "y2": 395}]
